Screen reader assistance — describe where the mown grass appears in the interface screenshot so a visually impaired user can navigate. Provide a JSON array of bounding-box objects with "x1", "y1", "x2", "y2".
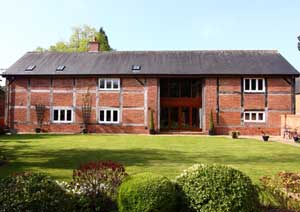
[{"x1": 0, "y1": 134, "x2": 299, "y2": 183}]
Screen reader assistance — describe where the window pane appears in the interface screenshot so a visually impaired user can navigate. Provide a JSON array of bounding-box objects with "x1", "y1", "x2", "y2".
[
  {"x1": 251, "y1": 79, "x2": 256, "y2": 90},
  {"x1": 60, "y1": 110, "x2": 65, "y2": 121},
  {"x1": 99, "y1": 79, "x2": 105, "y2": 89},
  {"x1": 181, "y1": 107, "x2": 190, "y2": 128},
  {"x1": 67, "y1": 110, "x2": 72, "y2": 121},
  {"x1": 54, "y1": 110, "x2": 59, "y2": 121},
  {"x1": 106, "y1": 80, "x2": 112, "y2": 89},
  {"x1": 258, "y1": 79, "x2": 263, "y2": 91},
  {"x1": 181, "y1": 80, "x2": 191, "y2": 97},
  {"x1": 106, "y1": 110, "x2": 111, "y2": 122},
  {"x1": 160, "y1": 79, "x2": 169, "y2": 97},
  {"x1": 258, "y1": 113, "x2": 264, "y2": 121},
  {"x1": 245, "y1": 79, "x2": 250, "y2": 90},
  {"x1": 169, "y1": 80, "x2": 180, "y2": 97},
  {"x1": 100, "y1": 110, "x2": 104, "y2": 121},
  {"x1": 245, "y1": 113, "x2": 250, "y2": 120},
  {"x1": 113, "y1": 110, "x2": 118, "y2": 122},
  {"x1": 192, "y1": 108, "x2": 200, "y2": 128},
  {"x1": 170, "y1": 107, "x2": 179, "y2": 129},
  {"x1": 251, "y1": 113, "x2": 256, "y2": 120},
  {"x1": 191, "y1": 80, "x2": 201, "y2": 97},
  {"x1": 113, "y1": 80, "x2": 119, "y2": 89},
  {"x1": 160, "y1": 107, "x2": 169, "y2": 129}
]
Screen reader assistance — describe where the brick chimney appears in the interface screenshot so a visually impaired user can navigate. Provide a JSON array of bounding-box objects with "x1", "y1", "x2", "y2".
[{"x1": 88, "y1": 37, "x2": 100, "y2": 52}]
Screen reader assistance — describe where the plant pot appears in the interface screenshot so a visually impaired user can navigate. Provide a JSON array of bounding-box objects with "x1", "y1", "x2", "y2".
[
  {"x1": 82, "y1": 128, "x2": 88, "y2": 134},
  {"x1": 232, "y1": 134, "x2": 238, "y2": 139},
  {"x1": 293, "y1": 136, "x2": 299, "y2": 142},
  {"x1": 149, "y1": 129, "x2": 155, "y2": 135},
  {"x1": 208, "y1": 129, "x2": 214, "y2": 136},
  {"x1": 35, "y1": 128, "x2": 41, "y2": 133},
  {"x1": 262, "y1": 135, "x2": 269, "y2": 142}
]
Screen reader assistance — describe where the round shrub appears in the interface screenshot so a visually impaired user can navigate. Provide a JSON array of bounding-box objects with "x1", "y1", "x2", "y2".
[
  {"x1": 0, "y1": 172, "x2": 72, "y2": 212},
  {"x1": 176, "y1": 164, "x2": 260, "y2": 212},
  {"x1": 118, "y1": 173, "x2": 177, "y2": 212}
]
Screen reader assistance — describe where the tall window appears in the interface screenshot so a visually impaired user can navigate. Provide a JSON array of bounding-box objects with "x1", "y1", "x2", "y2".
[
  {"x1": 52, "y1": 107, "x2": 73, "y2": 123},
  {"x1": 244, "y1": 111, "x2": 265, "y2": 123},
  {"x1": 244, "y1": 78, "x2": 265, "y2": 92},
  {"x1": 99, "y1": 108, "x2": 119, "y2": 124},
  {"x1": 99, "y1": 78, "x2": 120, "y2": 90}
]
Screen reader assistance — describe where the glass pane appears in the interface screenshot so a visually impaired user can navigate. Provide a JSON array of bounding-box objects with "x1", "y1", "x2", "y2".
[
  {"x1": 181, "y1": 107, "x2": 190, "y2": 128},
  {"x1": 67, "y1": 110, "x2": 72, "y2": 121},
  {"x1": 170, "y1": 107, "x2": 179, "y2": 129},
  {"x1": 169, "y1": 80, "x2": 180, "y2": 97},
  {"x1": 258, "y1": 113, "x2": 264, "y2": 120},
  {"x1": 160, "y1": 107, "x2": 169, "y2": 129},
  {"x1": 251, "y1": 79, "x2": 256, "y2": 91},
  {"x1": 251, "y1": 113, "x2": 256, "y2": 121},
  {"x1": 106, "y1": 110, "x2": 111, "y2": 122},
  {"x1": 245, "y1": 113, "x2": 250, "y2": 120},
  {"x1": 113, "y1": 110, "x2": 118, "y2": 122},
  {"x1": 258, "y1": 79, "x2": 263, "y2": 91},
  {"x1": 53, "y1": 110, "x2": 59, "y2": 121},
  {"x1": 191, "y1": 80, "x2": 201, "y2": 97},
  {"x1": 100, "y1": 110, "x2": 104, "y2": 121},
  {"x1": 160, "y1": 79, "x2": 169, "y2": 97},
  {"x1": 60, "y1": 110, "x2": 65, "y2": 121},
  {"x1": 106, "y1": 80, "x2": 112, "y2": 89},
  {"x1": 192, "y1": 108, "x2": 200, "y2": 128},
  {"x1": 99, "y1": 79, "x2": 105, "y2": 89},
  {"x1": 113, "y1": 80, "x2": 119, "y2": 89},
  {"x1": 181, "y1": 80, "x2": 191, "y2": 97},
  {"x1": 245, "y1": 79, "x2": 250, "y2": 90}
]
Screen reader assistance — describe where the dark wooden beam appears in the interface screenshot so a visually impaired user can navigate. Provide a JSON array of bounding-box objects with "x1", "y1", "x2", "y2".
[
  {"x1": 216, "y1": 77, "x2": 220, "y2": 124},
  {"x1": 265, "y1": 78, "x2": 268, "y2": 108},
  {"x1": 284, "y1": 78, "x2": 292, "y2": 85},
  {"x1": 135, "y1": 78, "x2": 145, "y2": 86},
  {"x1": 291, "y1": 76, "x2": 296, "y2": 114},
  {"x1": 240, "y1": 77, "x2": 244, "y2": 124}
]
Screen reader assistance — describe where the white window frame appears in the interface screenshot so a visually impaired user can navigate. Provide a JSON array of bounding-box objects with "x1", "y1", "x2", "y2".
[
  {"x1": 98, "y1": 78, "x2": 120, "y2": 91},
  {"x1": 52, "y1": 107, "x2": 73, "y2": 123},
  {"x1": 99, "y1": 108, "x2": 120, "y2": 124},
  {"x1": 244, "y1": 111, "x2": 265, "y2": 123},
  {"x1": 243, "y1": 78, "x2": 265, "y2": 93}
]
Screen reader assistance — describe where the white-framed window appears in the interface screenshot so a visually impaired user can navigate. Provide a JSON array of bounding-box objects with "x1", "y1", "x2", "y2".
[
  {"x1": 99, "y1": 108, "x2": 120, "y2": 124},
  {"x1": 244, "y1": 78, "x2": 265, "y2": 92},
  {"x1": 99, "y1": 78, "x2": 120, "y2": 90},
  {"x1": 244, "y1": 111, "x2": 265, "y2": 123},
  {"x1": 52, "y1": 107, "x2": 73, "y2": 123}
]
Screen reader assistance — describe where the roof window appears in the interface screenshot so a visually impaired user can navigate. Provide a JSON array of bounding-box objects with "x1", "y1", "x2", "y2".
[
  {"x1": 131, "y1": 65, "x2": 141, "y2": 73},
  {"x1": 25, "y1": 65, "x2": 36, "y2": 71},
  {"x1": 56, "y1": 65, "x2": 65, "y2": 71}
]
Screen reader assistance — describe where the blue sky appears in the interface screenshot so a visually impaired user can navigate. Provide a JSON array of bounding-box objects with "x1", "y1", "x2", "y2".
[{"x1": 0, "y1": 0, "x2": 299, "y2": 71}]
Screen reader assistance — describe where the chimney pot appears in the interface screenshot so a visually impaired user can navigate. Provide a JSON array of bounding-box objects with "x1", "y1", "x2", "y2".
[{"x1": 88, "y1": 37, "x2": 100, "y2": 52}]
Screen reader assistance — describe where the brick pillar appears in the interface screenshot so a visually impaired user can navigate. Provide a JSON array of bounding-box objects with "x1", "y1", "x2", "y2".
[{"x1": 203, "y1": 78, "x2": 217, "y2": 133}]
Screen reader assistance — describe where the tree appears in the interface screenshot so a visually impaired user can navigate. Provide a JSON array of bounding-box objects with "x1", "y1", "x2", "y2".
[{"x1": 36, "y1": 25, "x2": 112, "y2": 52}]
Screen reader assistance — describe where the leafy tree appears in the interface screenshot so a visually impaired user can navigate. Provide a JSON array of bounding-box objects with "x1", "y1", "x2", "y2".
[{"x1": 36, "y1": 25, "x2": 112, "y2": 52}]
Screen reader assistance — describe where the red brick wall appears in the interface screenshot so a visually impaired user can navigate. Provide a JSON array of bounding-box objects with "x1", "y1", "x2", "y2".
[
  {"x1": 8, "y1": 77, "x2": 157, "y2": 134},
  {"x1": 204, "y1": 77, "x2": 293, "y2": 135}
]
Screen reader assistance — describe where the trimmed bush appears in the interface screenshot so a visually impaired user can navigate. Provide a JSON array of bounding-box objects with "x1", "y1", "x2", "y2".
[
  {"x1": 118, "y1": 173, "x2": 177, "y2": 212},
  {"x1": 0, "y1": 172, "x2": 72, "y2": 212},
  {"x1": 176, "y1": 164, "x2": 260, "y2": 212}
]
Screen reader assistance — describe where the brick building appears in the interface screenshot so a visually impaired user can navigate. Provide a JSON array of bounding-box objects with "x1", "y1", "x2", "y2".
[{"x1": 2, "y1": 42, "x2": 299, "y2": 135}]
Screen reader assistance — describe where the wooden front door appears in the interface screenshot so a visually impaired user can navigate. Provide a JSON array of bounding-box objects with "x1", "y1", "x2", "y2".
[{"x1": 160, "y1": 79, "x2": 202, "y2": 131}]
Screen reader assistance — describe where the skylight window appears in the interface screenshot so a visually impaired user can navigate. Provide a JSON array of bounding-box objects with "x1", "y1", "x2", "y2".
[
  {"x1": 56, "y1": 65, "x2": 65, "y2": 71},
  {"x1": 25, "y1": 65, "x2": 36, "y2": 71},
  {"x1": 131, "y1": 65, "x2": 141, "y2": 72}
]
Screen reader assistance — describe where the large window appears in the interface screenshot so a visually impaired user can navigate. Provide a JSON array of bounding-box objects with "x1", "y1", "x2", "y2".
[
  {"x1": 244, "y1": 111, "x2": 265, "y2": 123},
  {"x1": 52, "y1": 107, "x2": 73, "y2": 123},
  {"x1": 160, "y1": 79, "x2": 201, "y2": 98},
  {"x1": 99, "y1": 78, "x2": 120, "y2": 90},
  {"x1": 99, "y1": 108, "x2": 119, "y2": 124},
  {"x1": 244, "y1": 78, "x2": 265, "y2": 92}
]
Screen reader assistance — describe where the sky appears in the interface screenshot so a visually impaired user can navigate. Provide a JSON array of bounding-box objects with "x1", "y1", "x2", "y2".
[{"x1": 0, "y1": 0, "x2": 299, "y2": 81}]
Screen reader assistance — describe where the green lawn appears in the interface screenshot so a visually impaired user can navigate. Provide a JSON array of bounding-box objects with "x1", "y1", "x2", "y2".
[{"x1": 0, "y1": 134, "x2": 299, "y2": 183}]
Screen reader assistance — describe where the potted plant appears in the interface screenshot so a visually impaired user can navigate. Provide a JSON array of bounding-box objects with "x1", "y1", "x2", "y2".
[
  {"x1": 230, "y1": 131, "x2": 240, "y2": 139},
  {"x1": 208, "y1": 110, "x2": 214, "y2": 135},
  {"x1": 149, "y1": 110, "x2": 155, "y2": 135},
  {"x1": 35, "y1": 104, "x2": 46, "y2": 133},
  {"x1": 261, "y1": 130, "x2": 269, "y2": 142},
  {"x1": 293, "y1": 129, "x2": 299, "y2": 142}
]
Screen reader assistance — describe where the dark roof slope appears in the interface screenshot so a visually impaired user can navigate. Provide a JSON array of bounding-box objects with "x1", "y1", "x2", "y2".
[{"x1": 3, "y1": 50, "x2": 299, "y2": 76}]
